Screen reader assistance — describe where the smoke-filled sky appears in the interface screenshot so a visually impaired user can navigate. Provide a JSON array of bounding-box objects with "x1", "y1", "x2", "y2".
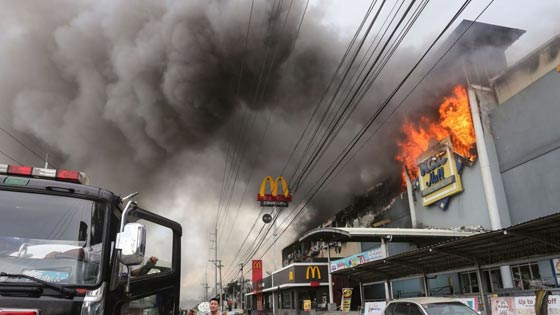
[{"x1": 0, "y1": 0, "x2": 559, "y2": 307}]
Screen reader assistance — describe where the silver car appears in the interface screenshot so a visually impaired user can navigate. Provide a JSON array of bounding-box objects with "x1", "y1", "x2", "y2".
[{"x1": 383, "y1": 297, "x2": 478, "y2": 315}]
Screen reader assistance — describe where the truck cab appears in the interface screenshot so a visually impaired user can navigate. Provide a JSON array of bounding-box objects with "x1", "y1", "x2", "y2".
[{"x1": 0, "y1": 164, "x2": 182, "y2": 315}]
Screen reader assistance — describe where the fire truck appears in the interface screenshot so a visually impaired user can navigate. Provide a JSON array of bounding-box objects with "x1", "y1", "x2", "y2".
[{"x1": 0, "y1": 164, "x2": 182, "y2": 314}]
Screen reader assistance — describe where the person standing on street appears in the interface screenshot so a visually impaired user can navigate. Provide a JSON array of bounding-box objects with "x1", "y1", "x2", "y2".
[{"x1": 210, "y1": 298, "x2": 221, "y2": 315}]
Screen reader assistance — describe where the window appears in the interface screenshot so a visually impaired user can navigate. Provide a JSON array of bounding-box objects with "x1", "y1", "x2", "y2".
[
  {"x1": 118, "y1": 291, "x2": 175, "y2": 315},
  {"x1": 282, "y1": 292, "x2": 292, "y2": 309},
  {"x1": 394, "y1": 304, "x2": 409, "y2": 315},
  {"x1": 422, "y1": 302, "x2": 478, "y2": 315},
  {"x1": 409, "y1": 305, "x2": 423, "y2": 315},
  {"x1": 0, "y1": 191, "x2": 106, "y2": 285},
  {"x1": 384, "y1": 303, "x2": 396, "y2": 315},
  {"x1": 110, "y1": 212, "x2": 177, "y2": 293},
  {"x1": 460, "y1": 271, "x2": 479, "y2": 293},
  {"x1": 511, "y1": 262, "x2": 542, "y2": 290},
  {"x1": 484, "y1": 268, "x2": 503, "y2": 292}
]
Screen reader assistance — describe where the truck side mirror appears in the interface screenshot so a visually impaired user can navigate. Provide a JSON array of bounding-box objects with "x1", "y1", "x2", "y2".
[
  {"x1": 116, "y1": 223, "x2": 146, "y2": 265},
  {"x1": 78, "y1": 221, "x2": 88, "y2": 244}
]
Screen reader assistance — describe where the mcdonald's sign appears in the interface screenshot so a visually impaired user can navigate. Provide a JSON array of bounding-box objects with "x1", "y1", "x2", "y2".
[
  {"x1": 306, "y1": 266, "x2": 322, "y2": 280},
  {"x1": 252, "y1": 260, "x2": 263, "y2": 292},
  {"x1": 256, "y1": 176, "x2": 292, "y2": 207}
]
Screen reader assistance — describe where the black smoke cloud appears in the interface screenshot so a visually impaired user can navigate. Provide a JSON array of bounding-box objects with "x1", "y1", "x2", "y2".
[
  {"x1": 0, "y1": 0, "x2": 352, "y2": 303},
  {"x1": 0, "y1": 0, "x2": 440, "y2": 304},
  {"x1": 0, "y1": 0, "x2": 337, "y2": 189}
]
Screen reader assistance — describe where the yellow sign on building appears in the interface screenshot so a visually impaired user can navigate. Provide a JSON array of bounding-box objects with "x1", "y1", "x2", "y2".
[
  {"x1": 304, "y1": 300, "x2": 312, "y2": 311},
  {"x1": 306, "y1": 266, "x2": 321, "y2": 280},
  {"x1": 417, "y1": 138, "x2": 463, "y2": 206}
]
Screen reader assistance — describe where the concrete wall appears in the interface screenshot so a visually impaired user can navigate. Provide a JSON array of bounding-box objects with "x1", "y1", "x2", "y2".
[
  {"x1": 493, "y1": 35, "x2": 560, "y2": 104},
  {"x1": 491, "y1": 69, "x2": 560, "y2": 224}
]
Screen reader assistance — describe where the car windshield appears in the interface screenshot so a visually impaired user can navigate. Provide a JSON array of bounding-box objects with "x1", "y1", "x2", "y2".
[
  {"x1": 0, "y1": 190, "x2": 105, "y2": 285},
  {"x1": 422, "y1": 302, "x2": 478, "y2": 315}
]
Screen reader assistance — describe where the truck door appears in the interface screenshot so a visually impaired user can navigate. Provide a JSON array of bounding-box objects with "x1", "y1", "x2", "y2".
[{"x1": 107, "y1": 207, "x2": 182, "y2": 315}]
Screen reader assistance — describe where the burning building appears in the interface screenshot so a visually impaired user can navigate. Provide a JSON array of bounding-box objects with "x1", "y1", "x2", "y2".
[{"x1": 250, "y1": 20, "x2": 560, "y2": 315}]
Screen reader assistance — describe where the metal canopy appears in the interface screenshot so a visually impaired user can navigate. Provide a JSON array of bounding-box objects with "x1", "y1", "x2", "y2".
[
  {"x1": 299, "y1": 227, "x2": 477, "y2": 244},
  {"x1": 332, "y1": 212, "x2": 560, "y2": 283}
]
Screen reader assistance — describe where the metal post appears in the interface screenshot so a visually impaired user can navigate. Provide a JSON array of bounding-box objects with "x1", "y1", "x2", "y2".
[
  {"x1": 272, "y1": 211, "x2": 278, "y2": 315},
  {"x1": 240, "y1": 263, "x2": 245, "y2": 310},
  {"x1": 327, "y1": 242, "x2": 335, "y2": 310},
  {"x1": 423, "y1": 274, "x2": 430, "y2": 297},
  {"x1": 386, "y1": 280, "x2": 393, "y2": 300},
  {"x1": 381, "y1": 238, "x2": 391, "y2": 299},
  {"x1": 220, "y1": 261, "x2": 224, "y2": 312},
  {"x1": 476, "y1": 264, "x2": 489, "y2": 314},
  {"x1": 359, "y1": 281, "x2": 365, "y2": 313},
  {"x1": 215, "y1": 227, "x2": 219, "y2": 298}
]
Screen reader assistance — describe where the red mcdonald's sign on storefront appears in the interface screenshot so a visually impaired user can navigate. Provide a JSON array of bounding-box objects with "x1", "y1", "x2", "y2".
[
  {"x1": 252, "y1": 259, "x2": 263, "y2": 291},
  {"x1": 252, "y1": 260, "x2": 264, "y2": 315}
]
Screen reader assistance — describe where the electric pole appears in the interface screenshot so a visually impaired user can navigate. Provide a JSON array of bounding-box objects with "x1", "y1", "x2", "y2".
[
  {"x1": 240, "y1": 263, "x2": 244, "y2": 310},
  {"x1": 219, "y1": 260, "x2": 224, "y2": 311},
  {"x1": 210, "y1": 228, "x2": 218, "y2": 298},
  {"x1": 209, "y1": 259, "x2": 224, "y2": 311},
  {"x1": 201, "y1": 282, "x2": 209, "y2": 301}
]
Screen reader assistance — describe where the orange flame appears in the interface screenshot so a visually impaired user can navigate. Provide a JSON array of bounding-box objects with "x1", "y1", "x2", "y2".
[{"x1": 395, "y1": 85, "x2": 477, "y2": 184}]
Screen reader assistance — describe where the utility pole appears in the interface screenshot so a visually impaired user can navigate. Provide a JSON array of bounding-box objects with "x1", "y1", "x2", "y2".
[
  {"x1": 240, "y1": 263, "x2": 244, "y2": 310},
  {"x1": 201, "y1": 282, "x2": 209, "y2": 301},
  {"x1": 209, "y1": 259, "x2": 224, "y2": 310},
  {"x1": 210, "y1": 227, "x2": 218, "y2": 298},
  {"x1": 219, "y1": 261, "x2": 224, "y2": 311},
  {"x1": 272, "y1": 208, "x2": 279, "y2": 315}
]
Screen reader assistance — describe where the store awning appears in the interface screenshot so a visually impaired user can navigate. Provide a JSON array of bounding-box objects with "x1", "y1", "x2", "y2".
[
  {"x1": 332, "y1": 212, "x2": 560, "y2": 283},
  {"x1": 299, "y1": 227, "x2": 478, "y2": 244}
]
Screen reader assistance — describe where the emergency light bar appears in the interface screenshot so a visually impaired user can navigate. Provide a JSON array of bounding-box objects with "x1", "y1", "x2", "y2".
[{"x1": 0, "y1": 164, "x2": 89, "y2": 185}]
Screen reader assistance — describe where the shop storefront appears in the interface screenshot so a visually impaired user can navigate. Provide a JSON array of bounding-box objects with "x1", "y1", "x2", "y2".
[{"x1": 247, "y1": 263, "x2": 331, "y2": 315}]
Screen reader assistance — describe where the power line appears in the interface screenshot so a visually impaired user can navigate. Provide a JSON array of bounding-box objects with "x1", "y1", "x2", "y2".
[
  {"x1": 224, "y1": 0, "x2": 387, "y2": 278},
  {"x1": 291, "y1": 0, "x2": 419, "y2": 193},
  {"x1": 219, "y1": 0, "x2": 312, "y2": 277},
  {"x1": 283, "y1": 0, "x2": 382, "y2": 185},
  {"x1": 256, "y1": 0, "x2": 484, "y2": 262},
  {"x1": 0, "y1": 147, "x2": 24, "y2": 165},
  {"x1": 216, "y1": 0, "x2": 288, "y2": 233},
  {"x1": 0, "y1": 125, "x2": 58, "y2": 168}
]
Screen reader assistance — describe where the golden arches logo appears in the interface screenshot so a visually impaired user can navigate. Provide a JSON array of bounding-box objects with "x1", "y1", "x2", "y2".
[
  {"x1": 256, "y1": 176, "x2": 292, "y2": 202},
  {"x1": 306, "y1": 266, "x2": 321, "y2": 280},
  {"x1": 252, "y1": 260, "x2": 262, "y2": 270}
]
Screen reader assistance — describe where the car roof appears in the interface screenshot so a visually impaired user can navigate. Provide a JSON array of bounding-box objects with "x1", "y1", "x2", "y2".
[{"x1": 387, "y1": 297, "x2": 462, "y2": 305}]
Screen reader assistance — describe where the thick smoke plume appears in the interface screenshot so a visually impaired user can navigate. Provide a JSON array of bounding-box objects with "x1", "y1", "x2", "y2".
[
  {"x1": 0, "y1": 0, "x2": 350, "y2": 304},
  {"x1": 4, "y1": 0, "x2": 549, "y2": 306}
]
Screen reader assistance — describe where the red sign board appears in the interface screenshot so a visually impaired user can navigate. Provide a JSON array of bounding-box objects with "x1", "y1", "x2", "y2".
[{"x1": 252, "y1": 260, "x2": 263, "y2": 315}]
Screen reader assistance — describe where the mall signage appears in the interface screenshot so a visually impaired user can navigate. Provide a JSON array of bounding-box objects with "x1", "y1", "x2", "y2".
[{"x1": 417, "y1": 137, "x2": 463, "y2": 209}]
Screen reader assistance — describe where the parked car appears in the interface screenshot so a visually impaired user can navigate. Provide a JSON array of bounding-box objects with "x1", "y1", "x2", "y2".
[{"x1": 383, "y1": 297, "x2": 478, "y2": 315}]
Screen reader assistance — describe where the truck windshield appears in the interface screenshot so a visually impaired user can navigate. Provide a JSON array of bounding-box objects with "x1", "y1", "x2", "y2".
[{"x1": 0, "y1": 190, "x2": 106, "y2": 285}]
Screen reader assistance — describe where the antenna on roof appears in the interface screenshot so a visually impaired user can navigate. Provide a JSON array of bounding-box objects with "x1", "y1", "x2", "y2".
[{"x1": 121, "y1": 192, "x2": 139, "y2": 202}]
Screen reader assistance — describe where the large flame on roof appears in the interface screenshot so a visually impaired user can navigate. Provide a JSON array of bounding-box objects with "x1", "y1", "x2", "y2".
[{"x1": 395, "y1": 85, "x2": 477, "y2": 184}]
